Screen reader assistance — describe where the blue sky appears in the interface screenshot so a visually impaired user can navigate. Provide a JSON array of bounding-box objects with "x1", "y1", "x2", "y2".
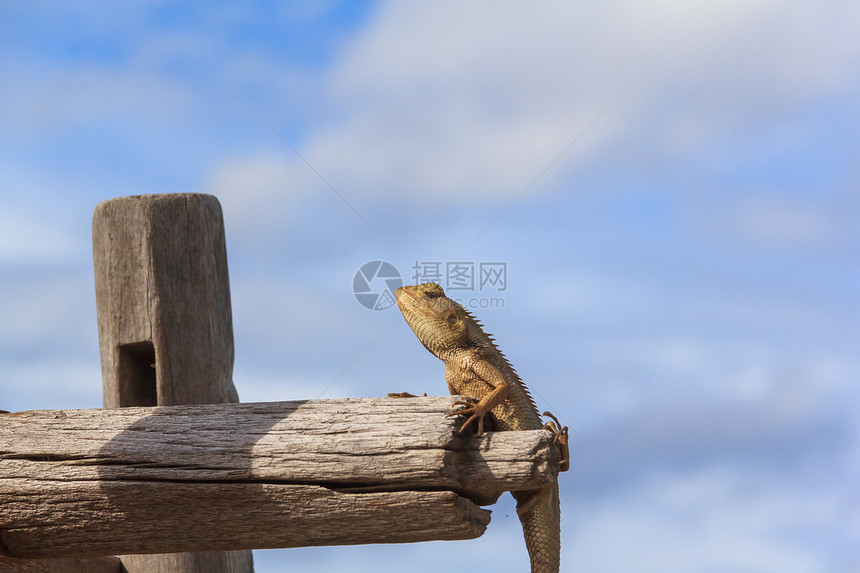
[{"x1": 2, "y1": 2, "x2": 859, "y2": 571}]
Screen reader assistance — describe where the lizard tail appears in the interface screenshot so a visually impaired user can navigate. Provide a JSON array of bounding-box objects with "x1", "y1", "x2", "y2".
[{"x1": 512, "y1": 481, "x2": 561, "y2": 573}]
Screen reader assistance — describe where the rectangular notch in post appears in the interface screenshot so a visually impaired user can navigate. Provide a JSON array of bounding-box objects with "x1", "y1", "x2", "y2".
[{"x1": 117, "y1": 341, "x2": 157, "y2": 407}]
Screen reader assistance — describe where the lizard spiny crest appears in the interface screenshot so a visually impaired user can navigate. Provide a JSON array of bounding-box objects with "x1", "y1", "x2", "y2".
[{"x1": 395, "y1": 281, "x2": 561, "y2": 572}]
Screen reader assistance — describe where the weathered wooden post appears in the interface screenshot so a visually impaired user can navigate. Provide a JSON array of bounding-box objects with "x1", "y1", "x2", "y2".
[{"x1": 92, "y1": 193, "x2": 252, "y2": 573}]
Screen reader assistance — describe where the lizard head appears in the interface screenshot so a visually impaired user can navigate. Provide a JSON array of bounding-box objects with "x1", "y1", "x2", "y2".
[{"x1": 395, "y1": 282, "x2": 470, "y2": 358}]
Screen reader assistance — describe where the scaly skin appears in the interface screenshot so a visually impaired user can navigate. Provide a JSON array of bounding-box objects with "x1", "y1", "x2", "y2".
[{"x1": 395, "y1": 282, "x2": 567, "y2": 573}]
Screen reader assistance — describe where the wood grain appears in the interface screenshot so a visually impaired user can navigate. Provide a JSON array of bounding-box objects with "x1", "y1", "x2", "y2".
[
  {"x1": 0, "y1": 556, "x2": 122, "y2": 573},
  {"x1": 0, "y1": 397, "x2": 559, "y2": 558},
  {"x1": 92, "y1": 193, "x2": 250, "y2": 572},
  {"x1": 92, "y1": 193, "x2": 239, "y2": 408}
]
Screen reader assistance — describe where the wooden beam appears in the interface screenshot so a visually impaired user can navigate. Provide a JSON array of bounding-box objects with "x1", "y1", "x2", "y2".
[
  {"x1": 0, "y1": 397, "x2": 560, "y2": 559},
  {"x1": 0, "y1": 556, "x2": 122, "y2": 573}
]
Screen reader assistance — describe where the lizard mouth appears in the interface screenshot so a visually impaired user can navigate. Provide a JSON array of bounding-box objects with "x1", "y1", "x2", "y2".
[{"x1": 394, "y1": 285, "x2": 415, "y2": 306}]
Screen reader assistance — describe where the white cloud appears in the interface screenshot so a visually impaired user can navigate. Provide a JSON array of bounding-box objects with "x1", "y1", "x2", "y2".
[
  {"x1": 0, "y1": 166, "x2": 93, "y2": 263},
  {"x1": 1, "y1": 359, "x2": 103, "y2": 411},
  {"x1": 284, "y1": 0, "x2": 860, "y2": 201},
  {"x1": 0, "y1": 58, "x2": 190, "y2": 134},
  {"x1": 231, "y1": 368, "x2": 350, "y2": 403},
  {"x1": 205, "y1": 151, "x2": 324, "y2": 233},
  {"x1": 0, "y1": 209, "x2": 84, "y2": 263},
  {"x1": 7, "y1": 1, "x2": 859, "y2": 213},
  {"x1": 687, "y1": 193, "x2": 856, "y2": 250},
  {"x1": 737, "y1": 197, "x2": 838, "y2": 246},
  {"x1": 229, "y1": 278, "x2": 352, "y2": 349},
  {"x1": 42, "y1": 0, "x2": 847, "y2": 226},
  {"x1": 569, "y1": 469, "x2": 835, "y2": 572},
  {"x1": 0, "y1": 272, "x2": 96, "y2": 347}
]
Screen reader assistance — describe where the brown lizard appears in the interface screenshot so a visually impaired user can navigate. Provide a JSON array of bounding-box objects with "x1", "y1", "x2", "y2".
[{"x1": 394, "y1": 282, "x2": 569, "y2": 573}]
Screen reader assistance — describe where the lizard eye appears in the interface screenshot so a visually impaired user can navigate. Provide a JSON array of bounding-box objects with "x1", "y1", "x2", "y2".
[{"x1": 424, "y1": 291, "x2": 439, "y2": 299}]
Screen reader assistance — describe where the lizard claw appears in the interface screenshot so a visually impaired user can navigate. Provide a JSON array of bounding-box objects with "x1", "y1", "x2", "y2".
[
  {"x1": 448, "y1": 397, "x2": 488, "y2": 436},
  {"x1": 542, "y1": 411, "x2": 570, "y2": 472},
  {"x1": 450, "y1": 397, "x2": 478, "y2": 410}
]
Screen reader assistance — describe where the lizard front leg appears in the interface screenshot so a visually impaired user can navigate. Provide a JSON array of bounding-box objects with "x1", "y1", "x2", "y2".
[
  {"x1": 448, "y1": 378, "x2": 510, "y2": 435},
  {"x1": 446, "y1": 354, "x2": 511, "y2": 435}
]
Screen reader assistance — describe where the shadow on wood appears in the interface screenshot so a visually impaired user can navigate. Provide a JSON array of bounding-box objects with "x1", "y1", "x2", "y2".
[
  {"x1": 92, "y1": 193, "x2": 250, "y2": 573},
  {"x1": 0, "y1": 397, "x2": 562, "y2": 558}
]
